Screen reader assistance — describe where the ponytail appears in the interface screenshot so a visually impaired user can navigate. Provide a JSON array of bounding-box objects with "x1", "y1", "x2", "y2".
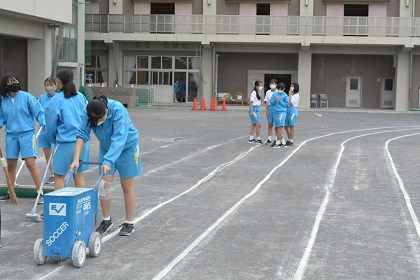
[{"x1": 252, "y1": 80, "x2": 261, "y2": 100}]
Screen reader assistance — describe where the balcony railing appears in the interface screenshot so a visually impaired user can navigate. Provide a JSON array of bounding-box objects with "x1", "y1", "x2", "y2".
[{"x1": 85, "y1": 14, "x2": 420, "y2": 37}]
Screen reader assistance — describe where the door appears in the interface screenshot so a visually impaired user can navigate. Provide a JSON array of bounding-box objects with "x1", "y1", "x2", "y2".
[
  {"x1": 151, "y1": 71, "x2": 171, "y2": 85},
  {"x1": 380, "y1": 77, "x2": 395, "y2": 109},
  {"x1": 346, "y1": 76, "x2": 362, "y2": 107}
]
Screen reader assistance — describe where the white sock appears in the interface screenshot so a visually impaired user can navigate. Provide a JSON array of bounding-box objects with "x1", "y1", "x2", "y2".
[
  {"x1": 281, "y1": 138, "x2": 286, "y2": 145},
  {"x1": 276, "y1": 140, "x2": 280, "y2": 145},
  {"x1": 268, "y1": 136, "x2": 272, "y2": 141},
  {"x1": 124, "y1": 220, "x2": 133, "y2": 225},
  {"x1": 249, "y1": 136, "x2": 254, "y2": 140},
  {"x1": 256, "y1": 136, "x2": 261, "y2": 140},
  {"x1": 289, "y1": 139, "x2": 294, "y2": 143},
  {"x1": 103, "y1": 217, "x2": 111, "y2": 221}
]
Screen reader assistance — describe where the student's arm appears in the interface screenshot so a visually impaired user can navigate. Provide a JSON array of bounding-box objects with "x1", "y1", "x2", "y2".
[
  {"x1": 29, "y1": 95, "x2": 46, "y2": 128},
  {"x1": 44, "y1": 103, "x2": 58, "y2": 143},
  {"x1": 102, "y1": 108, "x2": 130, "y2": 168},
  {"x1": 249, "y1": 91, "x2": 255, "y2": 116},
  {"x1": 0, "y1": 107, "x2": 4, "y2": 129},
  {"x1": 69, "y1": 138, "x2": 85, "y2": 172}
]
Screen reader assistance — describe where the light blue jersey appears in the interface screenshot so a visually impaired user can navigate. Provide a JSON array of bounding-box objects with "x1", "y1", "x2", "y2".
[
  {"x1": 38, "y1": 93, "x2": 56, "y2": 148},
  {"x1": 45, "y1": 91, "x2": 88, "y2": 143},
  {"x1": 270, "y1": 91, "x2": 290, "y2": 113},
  {"x1": 0, "y1": 90, "x2": 45, "y2": 137},
  {"x1": 76, "y1": 99, "x2": 141, "y2": 172}
]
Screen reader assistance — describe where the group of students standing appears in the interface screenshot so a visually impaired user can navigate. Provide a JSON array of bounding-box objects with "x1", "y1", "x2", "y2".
[
  {"x1": 0, "y1": 70, "x2": 142, "y2": 236},
  {"x1": 248, "y1": 79, "x2": 300, "y2": 148}
]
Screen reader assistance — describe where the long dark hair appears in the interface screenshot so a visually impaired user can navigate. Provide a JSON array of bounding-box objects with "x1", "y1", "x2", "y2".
[
  {"x1": 291, "y1": 82, "x2": 300, "y2": 93},
  {"x1": 56, "y1": 69, "x2": 77, "y2": 98},
  {"x1": 0, "y1": 72, "x2": 21, "y2": 97},
  {"x1": 87, "y1": 95, "x2": 108, "y2": 127},
  {"x1": 252, "y1": 80, "x2": 261, "y2": 100}
]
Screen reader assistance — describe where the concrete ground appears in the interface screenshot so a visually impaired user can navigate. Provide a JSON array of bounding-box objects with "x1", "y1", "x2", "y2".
[{"x1": 0, "y1": 104, "x2": 419, "y2": 280}]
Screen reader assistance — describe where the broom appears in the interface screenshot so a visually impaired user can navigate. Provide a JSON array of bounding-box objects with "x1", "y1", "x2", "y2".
[{"x1": 0, "y1": 149, "x2": 18, "y2": 204}]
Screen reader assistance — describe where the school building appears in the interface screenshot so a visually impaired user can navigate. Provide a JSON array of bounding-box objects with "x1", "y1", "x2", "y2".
[{"x1": 2, "y1": 0, "x2": 420, "y2": 111}]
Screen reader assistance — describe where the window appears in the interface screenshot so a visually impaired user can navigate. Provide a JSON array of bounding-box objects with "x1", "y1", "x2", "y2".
[
  {"x1": 344, "y1": 4, "x2": 368, "y2": 17},
  {"x1": 257, "y1": 4, "x2": 270, "y2": 16},
  {"x1": 85, "y1": 55, "x2": 108, "y2": 84},
  {"x1": 151, "y1": 3, "x2": 175, "y2": 14}
]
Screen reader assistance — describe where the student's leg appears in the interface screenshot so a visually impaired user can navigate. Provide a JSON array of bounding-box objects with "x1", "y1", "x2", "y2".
[
  {"x1": 43, "y1": 148, "x2": 53, "y2": 175},
  {"x1": 289, "y1": 126, "x2": 295, "y2": 139},
  {"x1": 24, "y1": 157, "x2": 42, "y2": 191},
  {"x1": 284, "y1": 126, "x2": 290, "y2": 139},
  {"x1": 100, "y1": 174, "x2": 114, "y2": 219},
  {"x1": 268, "y1": 123, "x2": 273, "y2": 137},
  {"x1": 73, "y1": 173, "x2": 85, "y2": 188},
  {"x1": 54, "y1": 174, "x2": 65, "y2": 190},
  {"x1": 256, "y1": 122, "x2": 261, "y2": 137},
  {"x1": 120, "y1": 177, "x2": 135, "y2": 221},
  {"x1": 6, "y1": 159, "x2": 17, "y2": 187},
  {"x1": 249, "y1": 123, "x2": 256, "y2": 137}
]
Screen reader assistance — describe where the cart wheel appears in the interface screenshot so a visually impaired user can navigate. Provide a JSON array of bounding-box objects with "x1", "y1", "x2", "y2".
[
  {"x1": 71, "y1": 241, "x2": 86, "y2": 268},
  {"x1": 33, "y1": 238, "x2": 47, "y2": 265},
  {"x1": 88, "y1": 232, "x2": 102, "y2": 257}
]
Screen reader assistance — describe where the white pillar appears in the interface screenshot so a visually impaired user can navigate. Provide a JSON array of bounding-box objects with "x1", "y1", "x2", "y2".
[
  {"x1": 109, "y1": 0, "x2": 123, "y2": 14},
  {"x1": 300, "y1": 0, "x2": 313, "y2": 16},
  {"x1": 298, "y1": 49, "x2": 312, "y2": 109},
  {"x1": 201, "y1": 47, "x2": 213, "y2": 101},
  {"x1": 203, "y1": 0, "x2": 216, "y2": 15},
  {"x1": 395, "y1": 51, "x2": 410, "y2": 111},
  {"x1": 27, "y1": 24, "x2": 53, "y2": 97}
]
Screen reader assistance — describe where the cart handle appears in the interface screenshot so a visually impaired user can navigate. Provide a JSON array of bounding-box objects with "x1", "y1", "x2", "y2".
[{"x1": 65, "y1": 162, "x2": 103, "y2": 189}]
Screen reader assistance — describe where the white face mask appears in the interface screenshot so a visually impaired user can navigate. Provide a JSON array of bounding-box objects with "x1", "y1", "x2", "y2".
[
  {"x1": 258, "y1": 86, "x2": 263, "y2": 91},
  {"x1": 45, "y1": 86, "x2": 56, "y2": 95},
  {"x1": 290, "y1": 87, "x2": 294, "y2": 92},
  {"x1": 270, "y1": 84, "x2": 276, "y2": 90},
  {"x1": 96, "y1": 114, "x2": 107, "y2": 126}
]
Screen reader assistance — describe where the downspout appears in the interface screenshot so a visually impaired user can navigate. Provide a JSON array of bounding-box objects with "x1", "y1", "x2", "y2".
[
  {"x1": 51, "y1": 25, "x2": 64, "y2": 78},
  {"x1": 114, "y1": 41, "x2": 119, "y2": 86},
  {"x1": 212, "y1": 42, "x2": 216, "y2": 99}
]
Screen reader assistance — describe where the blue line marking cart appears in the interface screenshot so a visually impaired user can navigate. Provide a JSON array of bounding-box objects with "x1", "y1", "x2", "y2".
[{"x1": 33, "y1": 163, "x2": 103, "y2": 267}]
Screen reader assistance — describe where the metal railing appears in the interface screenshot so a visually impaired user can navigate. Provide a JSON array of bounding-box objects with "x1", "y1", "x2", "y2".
[{"x1": 85, "y1": 14, "x2": 420, "y2": 37}]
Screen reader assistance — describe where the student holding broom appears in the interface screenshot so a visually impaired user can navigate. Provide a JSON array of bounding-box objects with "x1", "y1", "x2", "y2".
[
  {"x1": 0, "y1": 72, "x2": 46, "y2": 203},
  {"x1": 45, "y1": 69, "x2": 90, "y2": 190},
  {"x1": 70, "y1": 95, "x2": 142, "y2": 236}
]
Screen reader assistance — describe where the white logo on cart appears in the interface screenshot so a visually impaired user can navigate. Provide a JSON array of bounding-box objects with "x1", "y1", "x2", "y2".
[
  {"x1": 46, "y1": 222, "x2": 69, "y2": 246},
  {"x1": 49, "y1": 203, "x2": 66, "y2": 216}
]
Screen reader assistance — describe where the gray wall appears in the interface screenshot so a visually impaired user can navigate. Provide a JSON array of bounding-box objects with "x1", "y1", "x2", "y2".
[
  {"x1": 192, "y1": 0, "x2": 203, "y2": 15},
  {"x1": 288, "y1": 0, "x2": 300, "y2": 16},
  {"x1": 313, "y1": 0, "x2": 401, "y2": 17},
  {"x1": 123, "y1": 0, "x2": 134, "y2": 14},
  {"x1": 99, "y1": 0, "x2": 109, "y2": 14},
  {"x1": 218, "y1": 52, "x2": 298, "y2": 98},
  {"x1": 217, "y1": 0, "x2": 239, "y2": 15},
  {"x1": 387, "y1": 0, "x2": 399, "y2": 17},
  {"x1": 311, "y1": 54, "x2": 395, "y2": 108},
  {"x1": 314, "y1": 0, "x2": 326, "y2": 16},
  {"x1": 3, "y1": 38, "x2": 28, "y2": 91}
]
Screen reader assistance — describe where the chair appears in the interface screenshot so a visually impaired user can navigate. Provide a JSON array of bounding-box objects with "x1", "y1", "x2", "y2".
[
  {"x1": 319, "y1": 94, "x2": 328, "y2": 108},
  {"x1": 310, "y1": 94, "x2": 318, "y2": 108}
]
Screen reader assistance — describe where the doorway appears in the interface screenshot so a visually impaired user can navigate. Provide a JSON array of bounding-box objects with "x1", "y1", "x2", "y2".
[
  {"x1": 346, "y1": 76, "x2": 362, "y2": 107},
  {"x1": 264, "y1": 74, "x2": 291, "y2": 93},
  {"x1": 380, "y1": 77, "x2": 395, "y2": 109}
]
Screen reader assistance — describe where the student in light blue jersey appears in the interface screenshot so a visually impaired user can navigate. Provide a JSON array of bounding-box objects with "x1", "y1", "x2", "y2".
[
  {"x1": 248, "y1": 80, "x2": 263, "y2": 144},
  {"x1": 270, "y1": 82, "x2": 290, "y2": 148},
  {"x1": 264, "y1": 79, "x2": 278, "y2": 145},
  {"x1": 285, "y1": 82, "x2": 300, "y2": 146},
  {"x1": 70, "y1": 95, "x2": 142, "y2": 236},
  {"x1": 37, "y1": 77, "x2": 57, "y2": 184},
  {"x1": 45, "y1": 69, "x2": 90, "y2": 190},
  {"x1": 0, "y1": 72, "x2": 45, "y2": 202}
]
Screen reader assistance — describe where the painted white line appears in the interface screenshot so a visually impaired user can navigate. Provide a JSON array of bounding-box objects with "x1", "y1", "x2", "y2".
[
  {"x1": 37, "y1": 126, "x2": 418, "y2": 279},
  {"x1": 144, "y1": 136, "x2": 245, "y2": 176},
  {"x1": 385, "y1": 133, "x2": 420, "y2": 238},
  {"x1": 293, "y1": 128, "x2": 420, "y2": 280},
  {"x1": 102, "y1": 144, "x2": 259, "y2": 242},
  {"x1": 152, "y1": 127, "x2": 412, "y2": 280}
]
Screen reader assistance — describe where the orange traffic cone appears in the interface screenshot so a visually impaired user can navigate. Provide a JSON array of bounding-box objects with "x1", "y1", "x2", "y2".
[
  {"x1": 221, "y1": 99, "x2": 227, "y2": 111},
  {"x1": 210, "y1": 98, "x2": 217, "y2": 111},
  {"x1": 192, "y1": 98, "x2": 198, "y2": 110},
  {"x1": 200, "y1": 98, "x2": 206, "y2": 111}
]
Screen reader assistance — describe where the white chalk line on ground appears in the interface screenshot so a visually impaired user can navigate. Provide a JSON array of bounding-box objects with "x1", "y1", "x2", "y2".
[
  {"x1": 143, "y1": 136, "x2": 245, "y2": 176},
  {"x1": 38, "y1": 144, "x2": 259, "y2": 280},
  {"x1": 385, "y1": 133, "x2": 420, "y2": 238},
  {"x1": 293, "y1": 128, "x2": 420, "y2": 280},
  {"x1": 153, "y1": 126, "x2": 419, "y2": 280},
  {"x1": 37, "y1": 126, "x2": 418, "y2": 280}
]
